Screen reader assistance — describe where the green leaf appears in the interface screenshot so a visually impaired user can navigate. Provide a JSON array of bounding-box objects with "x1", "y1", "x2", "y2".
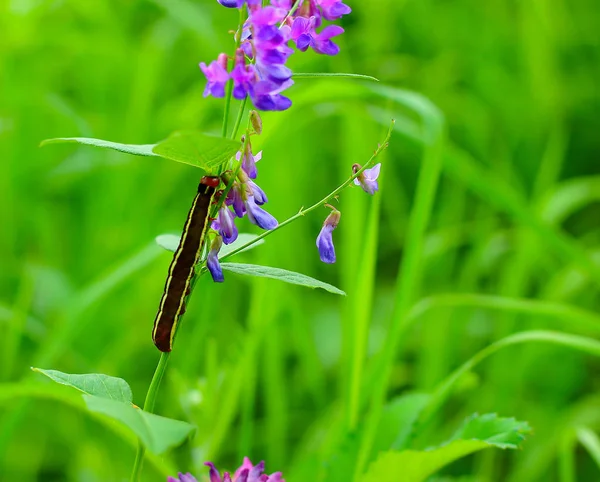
[
  {"x1": 450, "y1": 413, "x2": 531, "y2": 449},
  {"x1": 374, "y1": 393, "x2": 431, "y2": 453},
  {"x1": 293, "y1": 72, "x2": 379, "y2": 82},
  {"x1": 40, "y1": 137, "x2": 158, "y2": 157},
  {"x1": 83, "y1": 395, "x2": 195, "y2": 454},
  {"x1": 363, "y1": 414, "x2": 531, "y2": 482},
  {"x1": 152, "y1": 130, "x2": 240, "y2": 172},
  {"x1": 155, "y1": 233, "x2": 181, "y2": 252},
  {"x1": 576, "y1": 427, "x2": 600, "y2": 470},
  {"x1": 32, "y1": 368, "x2": 132, "y2": 403},
  {"x1": 220, "y1": 262, "x2": 346, "y2": 295},
  {"x1": 155, "y1": 233, "x2": 264, "y2": 258}
]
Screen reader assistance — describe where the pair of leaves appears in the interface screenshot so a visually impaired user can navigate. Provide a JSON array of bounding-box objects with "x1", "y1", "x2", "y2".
[
  {"x1": 363, "y1": 411, "x2": 531, "y2": 482},
  {"x1": 32, "y1": 368, "x2": 193, "y2": 455},
  {"x1": 156, "y1": 232, "x2": 346, "y2": 296},
  {"x1": 41, "y1": 130, "x2": 241, "y2": 174}
]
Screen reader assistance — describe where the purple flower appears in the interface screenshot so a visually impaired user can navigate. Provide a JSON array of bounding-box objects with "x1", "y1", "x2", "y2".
[
  {"x1": 227, "y1": 183, "x2": 246, "y2": 218},
  {"x1": 231, "y1": 50, "x2": 256, "y2": 100},
  {"x1": 316, "y1": 209, "x2": 341, "y2": 263},
  {"x1": 207, "y1": 236, "x2": 225, "y2": 283},
  {"x1": 217, "y1": 0, "x2": 261, "y2": 7},
  {"x1": 316, "y1": 0, "x2": 352, "y2": 20},
  {"x1": 201, "y1": 0, "x2": 351, "y2": 109},
  {"x1": 205, "y1": 457, "x2": 285, "y2": 482},
  {"x1": 245, "y1": 195, "x2": 278, "y2": 230},
  {"x1": 290, "y1": 17, "x2": 343, "y2": 55},
  {"x1": 212, "y1": 206, "x2": 238, "y2": 244},
  {"x1": 250, "y1": 79, "x2": 293, "y2": 111},
  {"x1": 237, "y1": 145, "x2": 262, "y2": 179},
  {"x1": 167, "y1": 473, "x2": 198, "y2": 482},
  {"x1": 353, "y1": 163, "x2": 381, "y2": 195},
  {"x1": 199, "y1": 53, "x2": 229, "y2": 98},
  {"x1": 311, "y1": 25, "x2": 344, "y2": 55},
  {"x1": 217, "y1": 0, "x2": 244, "y2": 7},
  {"x1": 248, "y1": 179, "x2": 268, "y2": 205}
]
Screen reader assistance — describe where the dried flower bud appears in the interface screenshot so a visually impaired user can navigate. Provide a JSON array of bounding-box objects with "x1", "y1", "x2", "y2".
[{"x1": 250, "y1": 110, "x2": 263, "y2": 135}]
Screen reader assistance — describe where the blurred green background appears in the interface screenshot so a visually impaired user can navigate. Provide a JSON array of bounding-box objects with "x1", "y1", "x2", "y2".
[{"x1": 1, "y1": 0, "x2": 599, "y2": 480}]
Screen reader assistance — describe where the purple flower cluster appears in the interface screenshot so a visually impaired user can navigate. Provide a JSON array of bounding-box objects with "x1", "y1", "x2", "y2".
[
  {"x1": 208, "y1": 130, "x2": 277, "y2": 282},
  {"x1": 200, "y1": 0, "x2": 351, "y2": 111},
  {"x1": 167, "y1": 458, "x2": 284, "y2": 482}
]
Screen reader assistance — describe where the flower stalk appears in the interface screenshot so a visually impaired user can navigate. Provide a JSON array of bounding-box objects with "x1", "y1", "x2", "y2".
[
  {"x1": 218, "y1": 120, "x2": 395, "y2": 263},
  {"x1": 130, "y1": 351, "x2": 171, "y2": 482}
]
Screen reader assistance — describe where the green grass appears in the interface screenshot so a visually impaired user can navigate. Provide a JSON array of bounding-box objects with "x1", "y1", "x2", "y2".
[{"x1": 1, "y1": 0, "x2": 599, "y2": 480}]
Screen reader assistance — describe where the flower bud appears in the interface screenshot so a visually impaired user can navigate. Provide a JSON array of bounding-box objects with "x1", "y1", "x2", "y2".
[{"x1": 249, "y1": 110, "x2": 263, "y2": 135}]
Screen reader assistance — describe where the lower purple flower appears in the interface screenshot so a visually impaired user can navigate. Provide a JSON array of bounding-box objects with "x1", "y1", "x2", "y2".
[
  {"x1": 168, "y1": 473, "x2": 198, "y2": 482},
  {"x1": 316, "y1": 209, "x2": 341, "y2": 263},
  {"x1": 205, "y1": 457, "x2": 285, "y2": 482}
]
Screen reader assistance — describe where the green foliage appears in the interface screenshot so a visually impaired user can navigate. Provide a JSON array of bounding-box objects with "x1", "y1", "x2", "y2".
[
  {"x1": 152, "y1": 130, "x2": 241, "y2": 172},
  {"x1": 40, "y1": 137, "x2": 158, "y2": 157},
  {"x1": 32, "y1": 368, "x2": 194, "y2": 454},
  {"x1": 2, "y1": 0, "x2": 599, "y2": 480},
  {"x1": 41, "y1": 130, "x2": 240, "y2": 173},
  {"x1": 32, "y1": 368, "x2": 132, "y2": 403},
  {"x1": 83, "y1": 395, "x2": 194, "y2": 454},
  {"x1": 363, "y1": 414, "x2": 531, "y2": 482},
  {"x1": 220, "y1": 262, "x2": 346, "y2": 295}
]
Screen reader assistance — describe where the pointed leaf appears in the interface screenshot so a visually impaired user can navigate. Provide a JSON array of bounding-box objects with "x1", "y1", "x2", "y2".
[
  {"x1": 40, "y1": 137, "x2": 158, "y2": 157},
  {"x1": 32, "y1": 368, "x2": 132, "y2": 403},
  {"x1": 152, "y1": 130, "x2": 240, "y2": 171},
  {"x1": 220, "y1": 262, "x2": 346, "y2": 295},
  {"x1": 363, "y1": 413, "x2": 531, "y2": 482},
  {"x1": 83, "y1": 395, "x2": 195, "y2": 454},
  {"x1": 450, "y1": 413, "x2": 531, "y2": 449}
]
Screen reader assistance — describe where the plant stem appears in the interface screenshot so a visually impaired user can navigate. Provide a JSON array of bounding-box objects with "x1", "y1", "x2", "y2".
[
  {"x1": 218, "y1": 120, "x2": 395, "y2": 263},
  {"x1": 221, "y1": 7, "x2": 246, "y2": 139},
  {"x1": 129, "y1": 352, "x2": 171, "y2": 482},
  {"x1": 231, "y1": 97, "x2": 248, "y2": 140}
]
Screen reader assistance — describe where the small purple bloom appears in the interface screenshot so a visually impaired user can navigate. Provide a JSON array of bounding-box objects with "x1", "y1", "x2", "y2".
[
  {"x1": 227, "y1": 183, "x2": 246, "y2": 218},
  {"x1": 167, "y1": 473, "x2": 198, "y2": 482},
  {"x1": 245, "y1": 195, "x2": 278, "y2": 230},
  {"x1": 207, "y1": 236, "x2": 225, "y2": 282},
  {"x1": 217, "y1": 0, "x2": 244, "y2": 7},
  {"x1": 311, "y1": 25, "x2": 344, "y2": 55},
  {"x1": 199, "y1": 53, "x2": 229, "y2": 98},
  {"x1": 207, "y1": 457, "x2": 285, "y2": 482},
  {"x1": 250, "y1": 79, "x2": 293, "y2": 111},
  {"x1": 237, "y1": 146, "x2": 262, "y2": 179},
  {"x1": 316, "y1": 209, "x2": 341, "y2": 263},
  {"x1": 316, "y1": 0, "x2": 352, "y2": 20},
  {"x1": 212, "y1": 206, "x2": 238, "y2": 244},
  {"x1": 248, "y1": 179, "x2": 268, "y2": 205},
  {"x1": 353, "y1": 163, "x2": 381, "y2": 195}
]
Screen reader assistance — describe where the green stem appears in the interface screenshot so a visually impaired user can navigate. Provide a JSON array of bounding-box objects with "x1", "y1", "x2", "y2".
[
  {"x1": 231, "y1": 97, "x2": 248, "y2": 140},
  {"x1": 221, "y1": 8, "x2": 246, "y2": 139},
  {"x1": 280, "y1": 0, "x2": 303, "y2": 27},
  {"x1": 221, "y1": 83, "x2": 233, "y2": 139},
  {"x1": 129, "y1": 352, "x2": 171, "y2": 482},
  {"x1": 218, "y1": 121, "x2": 395, "y2": 263}
]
